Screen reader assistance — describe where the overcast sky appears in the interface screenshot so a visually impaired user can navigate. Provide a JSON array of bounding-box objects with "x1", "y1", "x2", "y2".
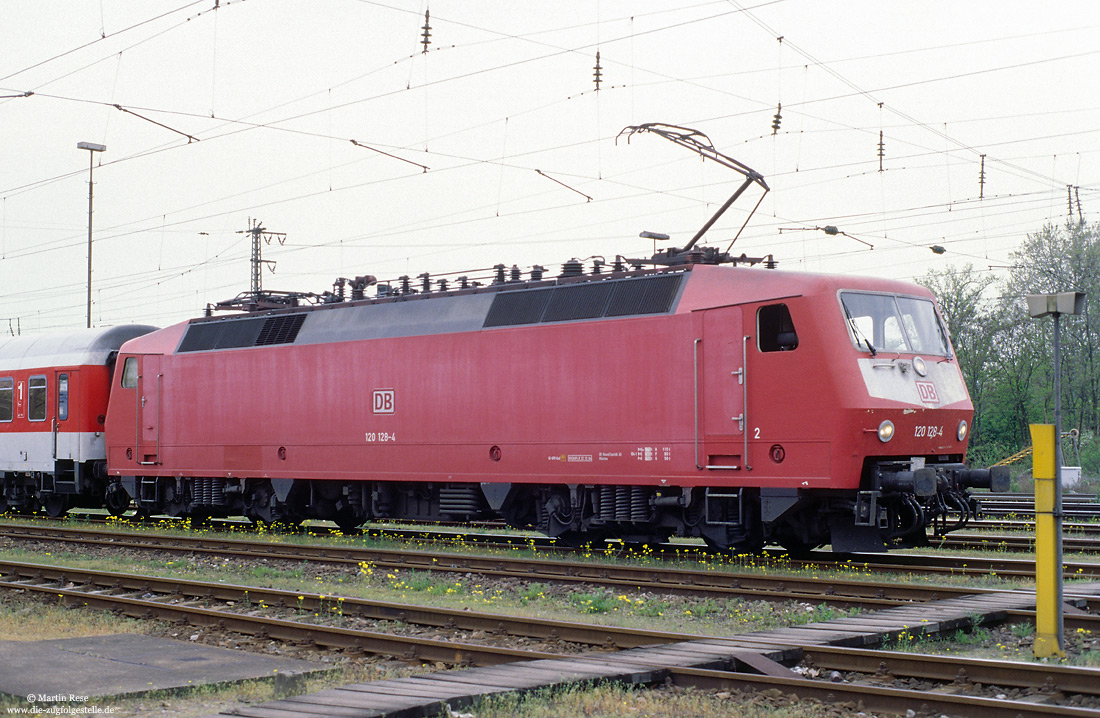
[{"x1": 1, "y1": 1, "x2": 1097, "y2": 333}]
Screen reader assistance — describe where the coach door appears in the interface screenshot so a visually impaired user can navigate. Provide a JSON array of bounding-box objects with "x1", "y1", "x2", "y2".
[
  {"x1": 137, "y1": 355, "x2": 161, "y2": 465},
  {"x1": 52, "y1": 370, "x2": 75, "y2": 460},
  {"x1": 698, "y1": 306, "x2": 748, "y2": 470}
]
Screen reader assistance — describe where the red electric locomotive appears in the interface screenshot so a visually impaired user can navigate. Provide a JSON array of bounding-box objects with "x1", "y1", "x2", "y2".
[
  {"x1": 0, "y1": 325, "x2": 156, "y2": 515},
  {"x1": 101, "y1": 259, "x2": 1005, "y2": 552},
  {"x1": 4, "y1": 125, "x2": 1005, "y2": 552}
]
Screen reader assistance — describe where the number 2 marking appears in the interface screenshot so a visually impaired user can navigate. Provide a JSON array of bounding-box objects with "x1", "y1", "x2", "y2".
[{"x1": 754, "y1": 427, "x2": 760, "y2": 439}]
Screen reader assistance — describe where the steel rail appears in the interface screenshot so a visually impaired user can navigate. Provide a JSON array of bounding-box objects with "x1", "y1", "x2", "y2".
[
  {"x1": 8, "y1": 527, "x2": 1100, "y2": 633},
  {"x1": 801, "y1": 643, "x2": 1100, "y2": 696},
  {"x1": 666, "y1": 664, "x2": 1099, "y2": 718},
  {"x1": 21, "y1": 517, "x2": 1100, "y2": 583},
  {"x1": 10, "y1": 517, "x2": 1100, "y2": 583},
  {"x1": 8, "y1": 558, "x2": 1098, "y2": 714},
  {"x1": 34, "y1": 510, "x2": 1100, "y2": 563},
  {"x1": 937, "y1": 532, "x2": 1100, "y2": 555},
  {"x1": 0, "y1": 522, "x2": 992, "y2": 608},
  {"x1": 0, "y1": 558, "x2": 724, "y2": 653},
  {"x1": 968, "y1": 519, "x2": 1100, "y2": 535},
  {"x1": 0, "y1": 565, "x2": 558, "y2": 667}
]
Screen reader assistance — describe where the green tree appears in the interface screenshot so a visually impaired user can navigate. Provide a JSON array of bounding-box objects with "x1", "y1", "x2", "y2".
[
  {"x1": 920, "y1": 222, "x2": 1099, "y2": 474},
  {"x1": 918, "y1": 264, "x2": 1000, "y2": 451},
  {"x1": 1004, "y1": 221, "x2": 1099, "y2": 444}
]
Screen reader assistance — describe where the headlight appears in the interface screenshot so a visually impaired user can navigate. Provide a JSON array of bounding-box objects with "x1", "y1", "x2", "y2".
[
  {"x1": 878, "y1": 420, "x2": 895, "y2": 443},
  {"x1": 912, "y1": 356, "x2": 927, "y2": 376},
  {"x1": 957, "y1": 420, "x2": 968, "y2": 442}
]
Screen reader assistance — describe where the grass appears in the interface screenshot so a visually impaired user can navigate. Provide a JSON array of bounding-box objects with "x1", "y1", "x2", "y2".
[
  {"x1": 4, "y1": 507, "x2": 1076, "y2": 642},
  {"x1": 6, "y1": 510, "x2": 1070, "y2": 594},
  {"x1": 0, "y1": 651, "x2": 396, "y2": 718},
  {"x1": 0, "y1": 590, "x2": 148, "y2": 641},
  {"x1": 0, "y1": 590, "x2": 415, "y2": 718},
  {"x1": 6, "y1": 512, "x2": 1096, "y2": 658},
  {"x1": 0, "y1": 541, "x2": 866, "y2": 639},
  {"x1": 434, "y1": 682, "x2": 845, "y2": 718},
  {"x1": 5, "y1": 513, "x2": 1098, "y2": 715},
  {"x1": 879, "y1": 617, "x2": 1100, "y2": 667}
]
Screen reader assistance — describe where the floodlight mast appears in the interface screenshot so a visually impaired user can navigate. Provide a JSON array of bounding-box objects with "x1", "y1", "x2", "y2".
[
  {"x1": 77, "y1": 141, "x2": 107, "y2": 328},
  {"x1": 616, "y1": 123, "x2": 770, "y2": 255}
]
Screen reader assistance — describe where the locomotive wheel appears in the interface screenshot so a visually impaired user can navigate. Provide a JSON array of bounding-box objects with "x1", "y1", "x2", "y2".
[
  {"x1": 41, "y1": 494, "x2": 70, "y2": 518},
  {"x1": 728, "y1": 539, "x2": 765, "y2": 555},
  {"x1": 333, "y1": 512, "x2": 363, "y2": 533},
  {"x1": 104, "y1": 484, "x2": 132, "y2": 517},
  {"x1": 618, "y1": 531, "x2": 672, "y2": 547},
  {"x1": 550, "y1": 529, "x2": 610, "y2": 548},
  {"x1": 702, "y1": 535, "x2": 765, "y2": 555},
  {"x1": 777, "y1": 537, "x2": 822, "y2": 558}
]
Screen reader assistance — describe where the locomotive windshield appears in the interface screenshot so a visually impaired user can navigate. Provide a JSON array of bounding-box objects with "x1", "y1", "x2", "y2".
[{"x1": 840, "y1": 292, "x2": 951, "y2": 357}]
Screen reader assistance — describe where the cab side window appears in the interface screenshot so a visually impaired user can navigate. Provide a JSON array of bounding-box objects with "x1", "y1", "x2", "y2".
[
  {"x1": 121, "y1": 357, "x2": 138, "y2": 388},
  {"x1": 28, "y1": 375, "x2": 46, "y2": 422},
  {"x1": 0, "y1": 378, "x2": 12, "y2": 422},
  {"x1": 758, "y1": 304, "x2": 799, "y2": 352}
]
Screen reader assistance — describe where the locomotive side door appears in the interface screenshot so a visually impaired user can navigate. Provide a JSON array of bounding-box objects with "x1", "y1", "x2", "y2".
[
  {"x1": 137, "y1": 355, "x2": 161, "y2": 465},
  {"x1": 699, "y1": 306, "x2": 747, "y2": 469}
]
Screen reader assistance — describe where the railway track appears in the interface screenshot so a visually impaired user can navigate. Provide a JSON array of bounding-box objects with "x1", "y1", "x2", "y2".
[
  {"x1": 936, "y1": 532, "x2": 1100, "y2": 554},
  {"x1": 5, "y1": 557, "x2": 1100, "y2": 718},
  {"x1": 0, "y1": 521, "x2": 938, "y2": 610},
  {"x1": 0, "y1": 558, "x2": 772, "y2": 660},
  {"x1": 28, "y1": 508, "x2": 1100, "y2": 556},
  {"x1": 669, "y1": 658, "x2": 1100, "y2": 718},
  {"x1": 967, "y1": 519, "x2": 1100, "y2": 535},
  {"x1": 9, "y1": 515, "x2": 1100, "y2": 580},
  {"x1": 979, "y1": 492, "x2": 1100, "y2": 520},
  {"x1": 0, "y1": 559, "x2": 580, "y2": 666},
  {"x1": 6, "y1": 520, "x2": 1100, "y2": 633}
]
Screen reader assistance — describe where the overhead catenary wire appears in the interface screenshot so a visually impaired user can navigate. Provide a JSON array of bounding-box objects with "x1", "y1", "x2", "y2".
[{"x1": 0, "y1": 1, "x2": 1095, "y2": 327}]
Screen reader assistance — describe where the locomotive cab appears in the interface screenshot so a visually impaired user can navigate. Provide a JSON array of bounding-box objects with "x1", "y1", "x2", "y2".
[
  {"x1": 689, "y1": 271, "x2": 1006, "y2": 554},
  {"x1": 835, "y1": 289, "x2": 1007, "y2": 549}
]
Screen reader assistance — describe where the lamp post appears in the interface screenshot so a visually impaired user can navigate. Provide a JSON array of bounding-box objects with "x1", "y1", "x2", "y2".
[
  {"x1": 77, "y1": 141, "x2": 106, "y2": 328},
  {"x1": 1026, "y1": 290, "x2": 1087, "y2": 657}
]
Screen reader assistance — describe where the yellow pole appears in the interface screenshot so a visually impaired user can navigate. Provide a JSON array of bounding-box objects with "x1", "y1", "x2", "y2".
[{"x1": 1031, "y1": 423, "x2": 1064, "y2": 658}]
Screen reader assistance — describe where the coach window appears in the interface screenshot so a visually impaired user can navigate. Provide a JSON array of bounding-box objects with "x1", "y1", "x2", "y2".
[
  {"x1": 758, "y1": 304, "x2": 799, "y2": 352},
  {"x1": 28, "y1": 375, "x2": 47, "y2": 422},
  {"x1": 0, "y1": 378, "x2": 12, "y2": 422},
  {"x1": 57, "y1": 374, "x2": 69, "y2": 421},
  {"x1": 121, "y1": 357, "x2": 138, "y2": 388}
]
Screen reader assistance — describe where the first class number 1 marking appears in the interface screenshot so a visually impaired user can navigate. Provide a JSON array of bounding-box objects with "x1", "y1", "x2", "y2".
[{"x1": 366, "y1": 432, "x2": 396, "y2": 442}]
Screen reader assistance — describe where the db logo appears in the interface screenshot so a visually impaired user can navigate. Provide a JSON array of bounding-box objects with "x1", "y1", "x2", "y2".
[
  {"x1": 915, "y1": 381, "x2": 939, "y2": 405},
  {"x1": 372, "y1": 389, "x2": 395, "y2": 414}
]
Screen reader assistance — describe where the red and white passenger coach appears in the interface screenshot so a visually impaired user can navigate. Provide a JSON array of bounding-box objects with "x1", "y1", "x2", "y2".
[{"x1": 0, "y1": 326, "x2": 155, "y2": 515}]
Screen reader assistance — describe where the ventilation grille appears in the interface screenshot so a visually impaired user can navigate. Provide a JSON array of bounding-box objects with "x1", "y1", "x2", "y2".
[
  {"x1": 256, "y1": 314, "x2": 306, "y2": 346},
  {"x1": 483, "y1": 274, "x2": 683, "y2": 328},
  {"x1": 605, "y1": 274, "x2": 682, "y2": 316},
  {"x1": 483, "y1": 290, "x2": 552, "y2": 328},
  {"x1": 178, "y1": 314, "x2": 307, "y2": 353},
  {"x1": 542, "y1": 282, "x2": 614, "y2": 322}
]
